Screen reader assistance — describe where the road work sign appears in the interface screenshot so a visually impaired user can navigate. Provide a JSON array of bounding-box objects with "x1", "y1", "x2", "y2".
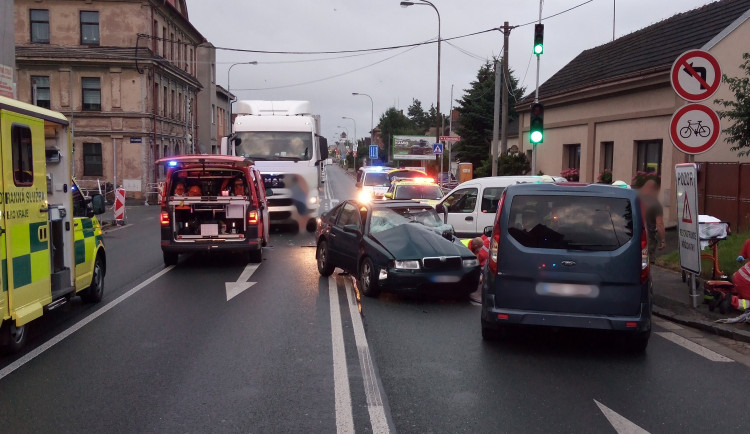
[
  {"x1": 669, "y1": 103, "x2": 721, "y2": 155},
  {"x1": 671, "y1": 50, "x2": 721, "y2": 102},
  {"x1": 675, "y1": 163, "x2": 701, "y2": 274}
]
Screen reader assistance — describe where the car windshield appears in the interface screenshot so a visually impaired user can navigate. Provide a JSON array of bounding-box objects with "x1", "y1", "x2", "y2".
[
  {"x1": 369, "y1": 206, "x2": 445, "y2": 234},
  {"x1": 234, "y1": 131, "x2": 313, "y2": 161},
  {"x1": 508, "y1": 195, "x2": 634, "y2": 251},
  {"x1": 364, "y1": 172, "x2": 389, "y2": 187},
  {"x1": 394, "y1": 185, "x2": 443, "y2": 200}
]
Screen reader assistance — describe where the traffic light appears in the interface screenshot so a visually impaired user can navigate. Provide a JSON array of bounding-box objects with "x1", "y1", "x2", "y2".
[
  {"x1": 529, "y1": 103, "x2": 544, "y2": 144},
  {"x1": 533, "y1": 24, "x2": 544, "y2": 55}
]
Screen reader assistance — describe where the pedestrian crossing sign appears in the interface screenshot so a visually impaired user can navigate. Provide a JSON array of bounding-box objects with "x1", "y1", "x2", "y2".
[{"x1": 432, "y1": 143, "x2": 443, "y2": 155}]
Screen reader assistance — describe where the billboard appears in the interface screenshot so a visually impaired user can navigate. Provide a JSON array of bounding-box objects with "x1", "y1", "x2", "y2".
[{"x1": 392, "y1": 136, "x2": 437, "y2": 161}]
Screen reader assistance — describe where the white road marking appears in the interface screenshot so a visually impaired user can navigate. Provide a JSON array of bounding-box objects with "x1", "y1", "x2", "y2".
[
  {"x1": 329, "y1": 277, "x2": 354, "y2": 433},
  {"x1": 344, "y1": 278, "x2": 390, "y2": 433},
  {"x1": 595, "y1": 400, "x2": 650, "y2": 434},
  {"x1": 225, "y1": 263, "x2": 260, "y2": 301},
  {"x1": 656, "y1": 332, "x2": 733, "y2": 362},
  {"x1": 103, "y1": 223, "x2": 133, "y2": 233},
  {"x1": 0, "y1": 266, "x2": 174, "y2": 381}
]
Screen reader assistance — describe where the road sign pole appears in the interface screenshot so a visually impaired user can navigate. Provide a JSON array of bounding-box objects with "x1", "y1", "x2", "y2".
[{"x1": 440, "y1": 147, "x2": 444, "y2": 188}]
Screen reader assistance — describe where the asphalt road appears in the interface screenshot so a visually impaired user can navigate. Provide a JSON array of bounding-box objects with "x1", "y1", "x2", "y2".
[{"x1": 1, "y1": 164, "x2": 750, "y2": 433}]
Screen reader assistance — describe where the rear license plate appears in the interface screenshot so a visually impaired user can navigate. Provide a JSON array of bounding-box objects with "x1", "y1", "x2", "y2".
[{"x1": 536, "y1": 283, "x2": 599, "y2": 298}]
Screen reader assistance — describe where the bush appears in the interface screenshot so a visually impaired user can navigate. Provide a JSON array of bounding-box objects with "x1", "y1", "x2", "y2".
[
  {"x1": 561, "y1": 168, "x2": 580, "y2": 182},
  {"x1": 631, "y1": 171, "x2": 660, "y2": 189},
  {"x1": 597, "y1": 169, "x2": 613, "y2": 184}
]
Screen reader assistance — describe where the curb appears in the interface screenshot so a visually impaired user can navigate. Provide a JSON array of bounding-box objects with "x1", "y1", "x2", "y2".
[{"x1": 653, "y1": 305, "x2": 750, "y2": 344}]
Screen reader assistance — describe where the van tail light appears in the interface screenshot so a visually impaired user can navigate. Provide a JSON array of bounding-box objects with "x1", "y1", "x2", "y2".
[
  {"x1": 160, "y1": 211, "x2": 170, "y2": 226},
  {"x1": 641, "y1": 226, "x2": 650, "y2": 284},
  {"x1": 248, "y1": 210, "x2": 259, "y2": 225},
  {"x1": 488, "y1": 191, "x2": 507, "y2": 274}
]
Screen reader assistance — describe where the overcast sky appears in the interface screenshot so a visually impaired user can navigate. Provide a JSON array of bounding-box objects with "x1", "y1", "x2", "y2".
[{"x1": 186, "y1": 0, "x2": 716, "y2": 142}]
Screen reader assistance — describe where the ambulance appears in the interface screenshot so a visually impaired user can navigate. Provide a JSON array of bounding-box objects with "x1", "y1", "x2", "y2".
[{"x1": 0, "y1": 96, "x2": 106, "y2": 353}]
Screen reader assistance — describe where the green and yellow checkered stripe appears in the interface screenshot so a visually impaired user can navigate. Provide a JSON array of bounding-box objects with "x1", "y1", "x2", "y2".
[
  {"x1": 7, "y1": 221, "x2": 50, "y2": 290},
  {"x1": 74, "y1": 218, "x2": 103, "y2": 266}
]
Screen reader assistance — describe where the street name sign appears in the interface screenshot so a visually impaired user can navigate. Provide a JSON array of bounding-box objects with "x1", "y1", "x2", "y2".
[
  {"x1": 369, "y1": 145, "x2": 378, "y2": 160},
  {"x1": 671, "y1": 50, "x2": 721, "y2": 102},
  {"x1": 675, "y1": 163, "x2": 701, "y2": 274},
  {"x1": 669, "y1": 103, "x2": 721, "y2": 155},
  {"x1": 432, "y1": 143, "x2": 443, "y2": 155},
  {"x1": 439, "y1": 136, "x2": 460, "y2": 143}
]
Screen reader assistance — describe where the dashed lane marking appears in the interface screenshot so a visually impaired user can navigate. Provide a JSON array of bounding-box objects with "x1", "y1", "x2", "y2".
[
  {"x1": 328, "y1": 277, "x2": 354, "y2": 433},
  {"x1": 656, "y1": 331, "x2": 734, "y2": 362}
]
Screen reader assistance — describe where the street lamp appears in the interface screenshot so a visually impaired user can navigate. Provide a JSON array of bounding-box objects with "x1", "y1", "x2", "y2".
[
  {"x1": 352, "y1": 92, "x2": 374, "y2": 164},
  {"x1": 227, "y1": 61, "x2": 258, "y2": 141},
  {"x1": 341, "y1": 116, "x2": 357, "y2": 153},
  {"x1": 400, "y1": 0, "x2": 441, "y2": 146}
]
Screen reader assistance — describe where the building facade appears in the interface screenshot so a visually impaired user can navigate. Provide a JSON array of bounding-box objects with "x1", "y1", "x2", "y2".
[
  {"x1": 196, "y1": 43, "x2": 233, "y2": 155},
  {"x1": 14, "y1": 0, "x2": 205, "y2": 198},
  {"x1": 517, "y1": 0, "x2": 750, "y2": 226}
]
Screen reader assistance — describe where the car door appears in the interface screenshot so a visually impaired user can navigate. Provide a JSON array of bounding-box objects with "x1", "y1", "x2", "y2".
[
  {"x1": 440, "y1": 186, "x2": 479, "y2": 236},
  {"x1": 328, "y1": 202, "x2": 363, "y2": 273},
  {"x1": 479, "y1": 186, "x2": 505, "y2": 233}
]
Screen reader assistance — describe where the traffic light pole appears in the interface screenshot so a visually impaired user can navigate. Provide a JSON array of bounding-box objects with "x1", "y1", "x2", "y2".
[{"x1": 532, "y1": 0, "x2": 542, "y2": 176}]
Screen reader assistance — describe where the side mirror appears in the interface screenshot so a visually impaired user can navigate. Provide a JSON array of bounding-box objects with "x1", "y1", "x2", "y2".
[
  {"x1": 384, "y1": 192, "x2": 393, "y2": 199},
  {"x1": 483, "y1": 226, "x2": 493, "y2": 237},
  {"x1": 343, "y1": 224, "x2": 361, "y2": 235},
  {"x1": 355, "y1": 182, "x2": 362, "y2": 189},
  {"x1": 91, "y1": 194, "x2": 106, "y2": 215},
  {"x1": 442, "y1": 226, "x2": 454, "y2": 241},
  {"x1": 319, "y1": 136, "x2": 329, "y2": 160},
  {"x1": 266, "y1": 188, "x2": 274, "y2": 197},
  {"x1": 435, "y1": 203, "x2": 448, "y2": 224},
  {"x1": 231, "y1": 136, "x2": 242, "y2": 148}
]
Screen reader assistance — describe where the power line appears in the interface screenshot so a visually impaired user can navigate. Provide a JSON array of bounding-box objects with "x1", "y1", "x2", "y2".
[
  {"x1": 444, "y1": 40, "x2": 487, "y2": 62},
  {"x1": 516, "y1": 0, "x2": 594, "y2": 27}
]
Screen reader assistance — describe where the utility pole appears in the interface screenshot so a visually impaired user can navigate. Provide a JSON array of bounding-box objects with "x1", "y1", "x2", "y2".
[
  {"x1": 448, "y1": 84, "x2": 453, "y2": 174},
  {"x1": 500, "y1": 22, "x2": 511, "y2": 157},
  {"x1": 491, "y1": 58, "x2": 501, "y2": 177},
  {"x1": 532, "y1": 0, "x2": 543, "y2": 176},
  {"x1": 492, "y1": 22, "x2": 513, "y2": 177}
]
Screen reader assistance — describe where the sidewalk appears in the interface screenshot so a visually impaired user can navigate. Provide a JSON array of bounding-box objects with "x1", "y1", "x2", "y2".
[{"x1": 651, "y1": 265, "x2": 750, "y2": 343}]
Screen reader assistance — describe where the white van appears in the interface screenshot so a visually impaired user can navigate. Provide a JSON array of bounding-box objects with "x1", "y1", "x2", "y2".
[
  {"x1": 355, "y1": 167, "x2": 391, "y2": 200},
  {"x1": 436, "y1": 176, "x2": 562, "y2": 237}
]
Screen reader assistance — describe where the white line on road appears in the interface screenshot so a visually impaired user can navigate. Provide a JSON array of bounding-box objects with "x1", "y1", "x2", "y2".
[
  {"x1": 344, "y1": 278, "x2": 391, "y2": 434},
  {"x1": 225, "y1": 263, "x2": 260, "y2": 301},
  {"x1": 656, "y1": 332, "x2": 733, "y2": 362},
  {"x1": 595, "y1": 400, "x2": 650, "y2": 434},
  {"x1": 0, "y1": 266, "x2": 174, "y2": 381},
  {"x1": 329, "y1": 277, "x2": 354, "y2": 433}
]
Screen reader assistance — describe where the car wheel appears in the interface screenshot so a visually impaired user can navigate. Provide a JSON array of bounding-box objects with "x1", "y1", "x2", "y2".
[
  {"x1": 359, "y1": 257, "x2": 380, "y2": 298},
  {"x1": 624, "y1": 329, "x2": 650, "y2": 353},
  {"x1": 317, "y1": 241, "x2": 335, "y2": 277},
  {"x1": 1, "y1": 321, "x2": 27, "y2": 354},
  {"x1": 163, "y1": 251, "x2": 178, "y2": 267},
  {"x1": 81, "y1": 256, "x2": 105, "y2": 303},
  {"x1": 249, "y1": 248, "x2": 263, "y2": 264}
]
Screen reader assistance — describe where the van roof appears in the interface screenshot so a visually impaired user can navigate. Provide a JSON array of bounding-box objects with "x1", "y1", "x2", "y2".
[
  {"x1": 155, "y1": 155, "x2": 255, "y2": 168},
  {"x1": 0, "y1": 96, "x2": 68, "y2": 125},
  {"x1": 505, "y1": 182, "x2": 637, "y2": 198},
  {"x1": 455, "y1": 175, "x2": 553, "y2": 188}
]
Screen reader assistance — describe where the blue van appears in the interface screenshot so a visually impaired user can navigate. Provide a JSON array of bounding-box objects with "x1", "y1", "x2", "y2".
[{"x1": 480, "y1": 183, "x2": 652, "y2": 351}]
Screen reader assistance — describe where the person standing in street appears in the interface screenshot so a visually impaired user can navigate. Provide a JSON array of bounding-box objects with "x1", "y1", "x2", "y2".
[{"x1": 638, "y1": 178, "x2": 666, "y2": 261}]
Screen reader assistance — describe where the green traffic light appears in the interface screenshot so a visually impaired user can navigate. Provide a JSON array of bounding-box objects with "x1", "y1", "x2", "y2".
[
  {"x1": 533, "y1": 44, "x2": 543, "y2": 55},
  {"x1": 530, "y1": 130, "x2": 543, "y2": 144}
]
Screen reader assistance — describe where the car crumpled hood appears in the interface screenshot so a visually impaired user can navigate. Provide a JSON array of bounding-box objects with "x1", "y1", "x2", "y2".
[{"x1": 370, "y1": 224, "x2": 469, "y2": 259}]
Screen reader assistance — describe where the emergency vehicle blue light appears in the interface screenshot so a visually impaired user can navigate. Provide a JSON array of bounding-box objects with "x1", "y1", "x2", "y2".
[{"x1": 168, "y1": 161, "x2": 178, "y2": 167}]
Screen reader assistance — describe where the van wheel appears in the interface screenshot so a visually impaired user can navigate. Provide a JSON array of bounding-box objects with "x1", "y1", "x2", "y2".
[
  {"x1": 317, "y1": 241, "x2": 335, "y2": 277},
  {"x1": 481, "y1": 320, "x2": 504, "y2": 341},
  {"x1": 1, "y1": 322, "x2": 27, "y2": 354},
  {"x1": 163, "y1": 252, "x2": 178, "y2": 266},
  {"x1": 249, "y1": 248, "x2": 263, "y2": 263},
  {"x1": 81, "y1": 256, "x2": 105, "y2": 303},
  {"x1": 624, "y1": 330, "x2": 650, "y2": 353},
  {"x1": 359, "y1": 257, "x2": 380, "y2": 298}
]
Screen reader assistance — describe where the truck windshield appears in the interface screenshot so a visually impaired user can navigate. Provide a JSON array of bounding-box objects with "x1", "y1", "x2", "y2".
[{"x1": 235, "y1": 131, "x2": 313, "y2": 161}]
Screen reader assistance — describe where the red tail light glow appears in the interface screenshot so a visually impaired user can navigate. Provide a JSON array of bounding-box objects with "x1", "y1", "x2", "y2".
[
  {"x1": 160, "y1": 211, "x2": 170, "y2": 226},
  {"x1": 248, "y1": 210, "x2": 259, "y2": 225},
  {"x1": 488, "y1": 191, "x2": 507, "y2": 274}
]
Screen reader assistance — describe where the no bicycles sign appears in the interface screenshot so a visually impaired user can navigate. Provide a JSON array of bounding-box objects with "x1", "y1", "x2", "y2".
[{"x1": 669, "y1": 104, "x2": 721, "y2": 155}]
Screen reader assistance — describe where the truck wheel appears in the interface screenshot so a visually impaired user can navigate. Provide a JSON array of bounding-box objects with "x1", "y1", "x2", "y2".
[
  {"x1": 1, "y1": 322, "x2": 27, "y2": 354},
  {"x1": 81, "y1": 256, "x2": 105, "y2": 303},
  {"x1": 249, "y1": 248, "x2": 263, "y2": 263},
  {"x1": 359, "y1": 257, "x2": 380, "y2": 298},
  {"x1": 317, "y1": 241, "x2": 335, "y2": 276},
  {"x1": 163, "y1": 252, "x2": 178, "y2": 266}
]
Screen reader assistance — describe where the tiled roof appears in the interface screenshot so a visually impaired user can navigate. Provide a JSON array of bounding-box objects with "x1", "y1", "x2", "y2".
[{"x1": 523, "y1": 0, "x2": 750, "y2": 102}]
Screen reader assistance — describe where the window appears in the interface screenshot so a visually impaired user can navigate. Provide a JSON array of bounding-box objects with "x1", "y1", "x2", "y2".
[
  {"x1": 564, "y1": 144, "x2": 581, "y2": 170},
  {"x1": 481, "y1": 187, "x2": 505, "y2": 214},
  {"x1": 636, "y1": 140, "x2": 662, "y2": 175},
  {"x1": 189, "y1": 48, "x2": 193, "y2": 74},
  {"x1": 177, "y1": 39, "x2": 182, "y2": 66},
  {"x1": 11, "y1": 125, "x2": 34, "y2": 186},
  {"x1": 170, "y1": 33, "x2": 174, "y2": 60},
  {"x1": 336, "y1": 203, "x2": 362, "y2": 229},
  {"x1": 170, "y1": 90, "x2": 175, "y2": 118},
  {"x1": 81, "y1": 77, "x2": 101, "y2": 111},
  {"x1": 162, "y1": 85, "x2": 167, "y2": 116},
  {"x1": 443, "y1": 188, "x2": 478, "y2": 213},
  {"x1": 30, "y1": 9, "x2": 50, "y2": 43},
  {"x1": 602, "y1": 141, "x2": 614, "y2": 171},
  {"x1": 80, "y1": 11, "x2": 100, "y2": 45},
  {"x1": 83, "y1": 143, "x2": 103, "y2": 176},
  {"x1": 31, "y1": 76, "x2": 50, "y2": 109},
  {"x1": 211, "y1": 104, "x2": 215, "y2": 124},
  {"x1": 162, "y1": 27, "x2": 167, "y2": 56}
]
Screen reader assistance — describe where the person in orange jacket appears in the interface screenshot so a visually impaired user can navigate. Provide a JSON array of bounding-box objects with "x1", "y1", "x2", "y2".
[{"x1": 731, "y1": 238, "x2": 750, "y2": 310}]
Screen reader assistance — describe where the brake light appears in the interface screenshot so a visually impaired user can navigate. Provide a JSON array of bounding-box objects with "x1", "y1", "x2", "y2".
[
  {"x1": 248, "y1": 210, "x2": 259, "y2": 225},
  {"x1": 160, "y1": 211, "x2": 170, "y2": 226},
  {"x1": 641, "y1": 225, "x2": 650, "y2": 284},
  {"x1": 488, "y1": 191, "x2": 506, "y2": 274}
]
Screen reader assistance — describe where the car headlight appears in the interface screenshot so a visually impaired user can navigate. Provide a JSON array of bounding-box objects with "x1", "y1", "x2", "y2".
[
  {"x1": 358, "y1": 190, "x2": 373, "y2": 203},
  {"x1": 463, "y1": 258, "x2": 479, "y2": 268},
  {"x1": 394, "y1": 260, "x2": 420, "y2": 270},
  {"x1": 308, "y1": 195, "x2": 318, "y2": 205}
]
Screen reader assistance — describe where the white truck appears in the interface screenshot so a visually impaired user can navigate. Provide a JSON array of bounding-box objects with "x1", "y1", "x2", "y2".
[{"x1": 222, "y1": 101, "x2": 328, "y2": 232}]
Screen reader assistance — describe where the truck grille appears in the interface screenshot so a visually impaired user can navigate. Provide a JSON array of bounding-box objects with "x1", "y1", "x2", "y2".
[{"x1": 422, "y1": 256, "x2": 462, "y2": 270}]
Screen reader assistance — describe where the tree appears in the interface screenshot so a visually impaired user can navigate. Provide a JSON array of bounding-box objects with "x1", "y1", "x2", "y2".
[
  {"x1": 715, "y1": 53, "x2": 750, "y2": 157},
  {"x1": 475, "y1": 152, "x2": 531, "y2": 178},
  {"x1": 407, "y1": 99, "x2": 430, "y2": 133},
  {"x1": 377, "y1": 107, "x2": 421, "y2": 161},
  {"x1": 454, "y1": 58, "x2": 525, "y2": 171}
]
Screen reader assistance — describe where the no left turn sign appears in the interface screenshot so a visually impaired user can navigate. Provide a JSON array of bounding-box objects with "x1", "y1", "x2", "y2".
[
  {"x1": 669, "y1": 103, "x2": 721, "y2": 155},
  {"x1": 671, "y1": 49, "x2": 721, "y2": 102}
]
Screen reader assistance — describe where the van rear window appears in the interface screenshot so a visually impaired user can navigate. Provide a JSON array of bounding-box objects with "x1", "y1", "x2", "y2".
[{"x1": 508, "y1": 195, "x2": 633, "y2": 251}]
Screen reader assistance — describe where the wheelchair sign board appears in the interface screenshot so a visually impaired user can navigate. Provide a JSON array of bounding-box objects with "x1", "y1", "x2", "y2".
[
  {"x1": 669, "y1": 103, "x2": 720, "y2": 155},
  {"x1": 675, "y1": 163, "x2": 701, "y2": 274}
]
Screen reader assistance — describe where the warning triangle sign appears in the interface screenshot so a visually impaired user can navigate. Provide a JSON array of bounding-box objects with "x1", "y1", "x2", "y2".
[{"x1": 682, "y1": 194, "x2": 693, "y2": 223}]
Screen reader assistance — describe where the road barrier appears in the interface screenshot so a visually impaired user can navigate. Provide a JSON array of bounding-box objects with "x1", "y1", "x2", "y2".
[{"x1": 114, "y1": 186, "x2": 126, "y2": 225}]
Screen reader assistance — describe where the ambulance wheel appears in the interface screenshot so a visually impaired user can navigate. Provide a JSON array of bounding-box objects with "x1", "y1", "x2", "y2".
[
  {"x1": 81, "y1": 256, "x2": 105, "y2": 303},
  {"x1": 249, "y1": 248, "x2": 263, "y2": 264},
  {"x1": 163, "y1": 252, "x2": 178, "y2": 266},
  {"x1": 1, "y1": 322, "x2": 27, "y2": 354}
]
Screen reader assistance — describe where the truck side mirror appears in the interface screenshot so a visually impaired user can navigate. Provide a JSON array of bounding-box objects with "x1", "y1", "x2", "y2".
[
  {"x1": 231, "y1": 136, "x2": 242, "y2": 148},
  {"x1": 91, "y1": 194, "x2": 106, "y2": 215},
  {"x1": 319, "y1": 136, "x2": 329, "y2": 160}
]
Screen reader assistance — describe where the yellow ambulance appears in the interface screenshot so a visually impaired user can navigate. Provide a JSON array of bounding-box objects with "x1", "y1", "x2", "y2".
[{"x1": 0, "y1": 96, "x2": 106, "y2": 353}]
